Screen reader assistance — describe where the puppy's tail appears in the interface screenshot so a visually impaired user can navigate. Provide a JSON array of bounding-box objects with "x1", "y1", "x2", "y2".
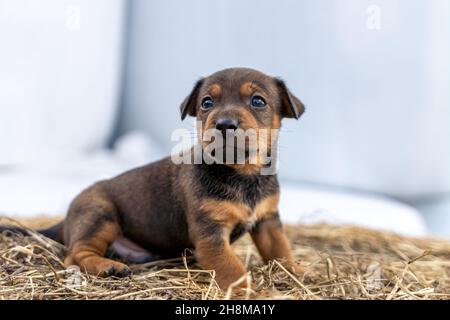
[{"x1": 0, "y1": 220, "x2": 65, "y2": 244}]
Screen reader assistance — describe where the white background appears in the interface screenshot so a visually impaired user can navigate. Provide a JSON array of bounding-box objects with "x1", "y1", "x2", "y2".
[{"x1": 0, "y1": 0, "x2": 448, "y2": 237}]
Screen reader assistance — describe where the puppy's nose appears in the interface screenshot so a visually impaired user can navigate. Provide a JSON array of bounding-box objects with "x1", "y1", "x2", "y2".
[{"x1": 215, "y1": 118, "x2": 239, "y2": 132}]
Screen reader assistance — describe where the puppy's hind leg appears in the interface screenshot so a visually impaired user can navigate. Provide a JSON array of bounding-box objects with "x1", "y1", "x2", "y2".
[{"x1": 64, "y1": 191, "x2": 131, "y2": 277}]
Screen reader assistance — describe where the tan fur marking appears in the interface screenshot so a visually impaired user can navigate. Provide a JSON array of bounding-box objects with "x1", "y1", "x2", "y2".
[
  {"x1": 209, "y1": 83, "x2": 222, "y2": 98},
  {"x1": 202, "y1": 108, "x2": 220, "y2": 131},
  {"x1": 238, "y1": 108, "x2": 259, "y2": 131},
  {"x1": 227, "y1": 163, "x2": 261, "y2": 175},
  {"x1": 251, "y1": 220, "x2": 293, "y2": 264},
  {"x1": 200, "y1": 200, "x2": 251, "y2": 226},
  {"x1": 225, "y1": 108, "x2": 264, "y2": 173},
  {"x1": 250, "y1": 207, "x2": 303, "y2": 275},
  {"x1": 239, "y1": 81, "x2": 262, "y2": 97},
  {"x1": 194, "y1": 199, "x2": 252, "y2": 289},
  {"x1": 254, "y1": 193, "x2": 280, "y2": 220},
  {"x1": 271, "y1": 114, "x2": 281, "y2": 129},
  {"x1": 199, "y1": 193, "x2": 279, "y2": 227},
  {"x1": 195, "y1": 238, "x2": 247, "y2": 289},
  {"x1": 65, "y1": 222, "x2": 129, "y2": 276}
]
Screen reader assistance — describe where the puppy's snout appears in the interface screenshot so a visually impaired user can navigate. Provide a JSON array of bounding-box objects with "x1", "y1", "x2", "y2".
[{"x1": 215, "y1": 118, "x2": 239, "y2": 132}]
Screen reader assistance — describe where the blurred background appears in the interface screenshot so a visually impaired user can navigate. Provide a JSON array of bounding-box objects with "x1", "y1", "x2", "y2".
[{"x1": 0, "y1": 0, "x2": 449, "y2": 237}]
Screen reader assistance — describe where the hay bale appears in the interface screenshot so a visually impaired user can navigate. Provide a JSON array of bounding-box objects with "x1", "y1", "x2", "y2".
[{"x1": 0, "y1": 216, "x2": 449, "y2": 300}]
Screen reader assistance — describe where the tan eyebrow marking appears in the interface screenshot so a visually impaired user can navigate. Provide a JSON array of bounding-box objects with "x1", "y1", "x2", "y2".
[
  {"x1": 239, "y1": 81, "x2": 260, "y2": 97},
  {"x1": 209, "y1": 84, "x2": 222, "y2": 98}
]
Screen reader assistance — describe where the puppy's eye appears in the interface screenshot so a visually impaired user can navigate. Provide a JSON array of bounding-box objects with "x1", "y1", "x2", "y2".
[
  {"x1": 251, "y1": 95, "x2": 266, "y2": 108},
  {"x1": 201, "y1": 96, "x2": 214, "y2": 110}
]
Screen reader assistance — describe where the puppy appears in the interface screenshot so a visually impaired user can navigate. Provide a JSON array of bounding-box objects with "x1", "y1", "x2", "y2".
[{"x1": 1, "y1": 68, "x2": 305, "y2": 289}]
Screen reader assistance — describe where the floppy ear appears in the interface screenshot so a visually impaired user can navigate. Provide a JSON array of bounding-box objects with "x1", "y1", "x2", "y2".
[
  {"x1": 180, "y1": 78, "x2": 204, "y2": 120},
  {"x1": 275, "y1": 78, "x2": 305, "y2": 119}
]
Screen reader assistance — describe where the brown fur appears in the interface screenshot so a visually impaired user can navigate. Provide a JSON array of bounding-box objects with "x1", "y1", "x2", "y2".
[{"x1": 46, "y1": 68, "x2": 306, "y2": 289}]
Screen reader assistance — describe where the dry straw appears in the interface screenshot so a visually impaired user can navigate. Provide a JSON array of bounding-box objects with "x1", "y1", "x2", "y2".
[{"x1": 0, "y1": 216, "x2": 449, "y2": 300}]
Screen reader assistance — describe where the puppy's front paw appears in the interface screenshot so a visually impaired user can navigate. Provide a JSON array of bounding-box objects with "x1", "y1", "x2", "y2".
[
  {"x1": 92, "y1": 260, "x2": 131, "y2": 277},
  {"x1": 285, "y1": 261, "x2": 317, "y2": 282},
  {"x1": 288, "y1": 262, "x2": 305, "y2": 274}
]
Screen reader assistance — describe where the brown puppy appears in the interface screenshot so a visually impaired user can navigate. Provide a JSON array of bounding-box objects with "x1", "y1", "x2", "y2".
[{"x1": 2, "y1": 68, "x2": 305, "y2": 289}]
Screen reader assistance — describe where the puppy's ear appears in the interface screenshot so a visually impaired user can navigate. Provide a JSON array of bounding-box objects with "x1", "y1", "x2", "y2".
[
  {"x1": 180, "y1": 78, "x2": 204, "y2": 120},
  {"x1": 275, "y1": 78, "x2": 305, "y2": 119}
]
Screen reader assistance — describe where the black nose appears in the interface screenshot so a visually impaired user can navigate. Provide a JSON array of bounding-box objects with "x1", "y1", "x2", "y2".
[{"x1": 215, "y1": 118, "x2": 239, "y2": 132}]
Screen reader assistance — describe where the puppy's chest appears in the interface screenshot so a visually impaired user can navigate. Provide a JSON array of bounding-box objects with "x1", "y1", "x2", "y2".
[
  {"x1": 228, "y1": 193, "x2": 279, "y2": 242},
  {"x1": 195, "y1": 165, "x2": 280, "y2": 238},
  {"x1": 195, "y1": 165, "x2": 279, "y2": 208},
  {"x1": 199, "y1": 187, "x2": 280, "y2": 238}
]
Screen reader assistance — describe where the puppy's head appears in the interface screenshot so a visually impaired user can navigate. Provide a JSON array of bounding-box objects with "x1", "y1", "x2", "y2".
[{"x1": 180, "y1": 68, "x2": 305, "y2": 169}]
